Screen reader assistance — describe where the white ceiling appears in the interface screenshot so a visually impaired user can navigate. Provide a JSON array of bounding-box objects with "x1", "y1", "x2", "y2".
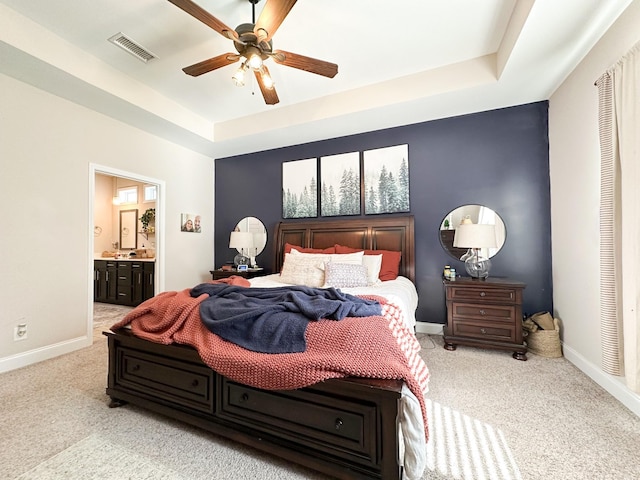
[{"x1": 0, "y1": 0, "x2": 633, "y2": 158}]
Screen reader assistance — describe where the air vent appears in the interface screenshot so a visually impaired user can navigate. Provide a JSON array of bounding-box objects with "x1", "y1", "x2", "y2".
[{"x1": 108, "y1": 32, "x2": 157, "y2": 63}]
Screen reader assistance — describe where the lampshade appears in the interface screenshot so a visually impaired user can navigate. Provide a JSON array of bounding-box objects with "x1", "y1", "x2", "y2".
[
  {"x1": 229, "y1": 231, "x2": 253, "y2": 267},
  {"x1": 229, "y1": 231, "x2": 254, "y2": 249},
  {"x1": 453, "y1": 224, "x2": 497, "y2": 249},
  {"x1": 453, "y1": 223, "x2": 497, "y2": 279}
]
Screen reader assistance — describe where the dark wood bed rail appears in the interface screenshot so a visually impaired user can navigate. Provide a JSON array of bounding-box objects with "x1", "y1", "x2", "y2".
[{"x1": 273, "y1": 215, "x2": 415, "y2": 282}]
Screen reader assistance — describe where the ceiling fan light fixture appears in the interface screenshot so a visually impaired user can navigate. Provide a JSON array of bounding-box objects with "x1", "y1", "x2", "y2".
[
  {"x1": 232, "y1": 62, "x2": 249, "y2": 86},
  {"x1": 243, "y1": 45, "x2": 264, "y2": 70},
  {"x1": 247, "y1": 53, "x2": 262, "y2": 70},
  {"x1": 248, "y1": 53, "x2": 263, "y2": 70}
]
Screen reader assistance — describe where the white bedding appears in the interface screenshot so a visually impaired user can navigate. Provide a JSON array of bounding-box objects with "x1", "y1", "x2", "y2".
[{"x1": 249, "y1": 273, "x2": 426, "y2": 479}]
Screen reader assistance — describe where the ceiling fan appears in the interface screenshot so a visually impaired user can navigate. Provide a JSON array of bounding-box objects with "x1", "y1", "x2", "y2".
[{"x1": 168, "y1": 0, "x2": 338, "y2": 105}]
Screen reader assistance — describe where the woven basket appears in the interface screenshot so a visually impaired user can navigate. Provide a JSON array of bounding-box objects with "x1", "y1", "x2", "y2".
[{"x1": 524, "y1": 313, "x2": 563, "y2": 358}]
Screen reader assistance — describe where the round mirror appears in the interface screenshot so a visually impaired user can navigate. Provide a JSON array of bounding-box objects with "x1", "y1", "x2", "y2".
[
  {"x1": 233, "y1": 217, "x2": 267, "y2": 257},
  {"x1": 439, "y1": 205, "x2": 506, "y2": 260}
]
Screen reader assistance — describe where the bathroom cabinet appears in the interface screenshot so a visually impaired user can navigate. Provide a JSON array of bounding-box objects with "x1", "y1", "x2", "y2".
[{"x1": 94, "y1": 259, "x2": 154, "y2": 306}]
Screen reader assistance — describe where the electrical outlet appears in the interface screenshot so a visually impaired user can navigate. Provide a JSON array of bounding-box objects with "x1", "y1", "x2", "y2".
[{"x1": 14, "y1": 323, "x2": 27, "y2": 341}]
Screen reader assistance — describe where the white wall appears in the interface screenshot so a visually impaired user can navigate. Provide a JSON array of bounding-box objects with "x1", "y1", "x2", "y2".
[
  {"x1": 549, "y1": 0, "x2": 640, "y2": 415},
  {"x1": 0, "y1": 73, "x2": 215, "y2": 372}
]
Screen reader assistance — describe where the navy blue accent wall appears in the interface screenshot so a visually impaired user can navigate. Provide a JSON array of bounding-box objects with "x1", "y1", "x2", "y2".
[{"x1": 215, "y1": 101, "x2": 552, "y2": 324}]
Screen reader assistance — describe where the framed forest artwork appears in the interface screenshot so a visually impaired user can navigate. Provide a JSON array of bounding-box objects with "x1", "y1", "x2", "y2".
[
  {"x1": 282, "y1": 158, "x2": 318, "y2": 219},
  {"x1": 363, "y1": 144, "x2": 410, "y2": 214},
  {"x1": 320, "y1": 152, "x2": 360, "y2": 217}
]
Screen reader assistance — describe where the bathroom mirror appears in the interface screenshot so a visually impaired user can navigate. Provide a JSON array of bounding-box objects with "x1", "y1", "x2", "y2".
[
  {"x1": 439, "y1": 205, "x2": 506, "y2": 260},
  {"x1": 119, "y1": 209, "x2": 138, "y2": 250},
  {"x1": 233, "y1": 216, "x2": 267, "y2": 257}
]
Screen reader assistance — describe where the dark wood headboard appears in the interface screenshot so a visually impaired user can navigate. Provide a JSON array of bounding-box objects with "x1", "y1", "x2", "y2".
[{"x1": 273, "y1": 216, "x2": 415, "y2": 282}]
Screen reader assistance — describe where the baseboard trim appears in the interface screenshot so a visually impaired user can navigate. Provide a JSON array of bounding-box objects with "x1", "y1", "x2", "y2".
[
  {"x1": 562, "y1": 343, "x2": 640, "y2": 419},
  {"x1": 416, "y1": 322, "x2": 444, "y2": 335},
  {"x1": 0, "y1": 336, "x2": 92, "y2": 374}
]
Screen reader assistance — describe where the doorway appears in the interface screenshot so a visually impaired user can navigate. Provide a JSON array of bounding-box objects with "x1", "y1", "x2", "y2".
[{"x1": 89, "y1": 164, "x2": 164, "y2": 338}]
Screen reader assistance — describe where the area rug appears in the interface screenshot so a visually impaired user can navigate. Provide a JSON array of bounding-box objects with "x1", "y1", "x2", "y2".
[
  {"x1": 16, "y1": 434, "x2": 187, "y2": 480},
  {"x1": 93, "y1": 303, "x2": 133, "y2": 328}
]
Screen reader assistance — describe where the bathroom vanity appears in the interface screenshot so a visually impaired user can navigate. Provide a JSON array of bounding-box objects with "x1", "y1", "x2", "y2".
[{"x1": 94, "y1": 258, "x2": 155, "y2": 306}]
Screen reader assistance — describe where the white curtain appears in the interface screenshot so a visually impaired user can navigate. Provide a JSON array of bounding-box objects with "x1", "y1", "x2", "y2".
[{"x1": 596, "y1": 42, "x2": 640, "y2": 393}]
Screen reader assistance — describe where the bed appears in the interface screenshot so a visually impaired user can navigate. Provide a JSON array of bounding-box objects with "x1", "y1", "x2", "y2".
[{"x1": 105, "y1": 215, "x2": 428, "y2": 480}]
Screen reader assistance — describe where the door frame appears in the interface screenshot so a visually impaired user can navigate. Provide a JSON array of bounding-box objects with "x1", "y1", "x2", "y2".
[{"x1": 88, "y1": 164, "x2": 165, "y2": 336}]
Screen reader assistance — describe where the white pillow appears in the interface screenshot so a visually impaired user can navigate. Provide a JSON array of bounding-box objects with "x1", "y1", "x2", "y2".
[
  {"x1": 362, "y1": 254, "x2": 383, "y2": 285},
  {"x1": 279, "y1": 253, "x2": 329, "y2": 287},
  {"x1": 323, "y1": 262, "x2": 369, "y2": 288},
  {"x1": 290, "y1": 249, "x2": 364, "y2": 265}
]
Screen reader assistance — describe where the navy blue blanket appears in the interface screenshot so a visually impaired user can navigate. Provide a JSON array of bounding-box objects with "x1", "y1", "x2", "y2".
[{"x1": 190, "y1": 283, "x2": 382, "y2": 354}]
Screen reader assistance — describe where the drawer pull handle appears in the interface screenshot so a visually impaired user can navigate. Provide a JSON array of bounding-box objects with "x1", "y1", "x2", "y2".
[
  {"x1": 132, "y1": 364, "x2": 140, "y2": 372},
  {"x1": 479, "y1": 309, "x2": 486, "y2": 316},
  {"x1": 480, "y1": 292, "x2": 486, "y2": 297},
  {"x1": 191, "y1": 379, "x2": 199, "y2": 387},
  {"x1": 480, "y1": 328, "x2": 487, "y2": 334},
  {"x1": 335, "y1": 418, "x2": 344, "y2": 430},
  {"x1": 241, "y1": 393, "x2": 249, "y2": 402}
]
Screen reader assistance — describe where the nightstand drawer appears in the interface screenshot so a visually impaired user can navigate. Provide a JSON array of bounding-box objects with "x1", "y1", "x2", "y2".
[
  {"x1": 451, "y1": 302, "x2": 515, "y2": 322},
  {"x1": 448, "y1": 286, "x2": 517, "y2": 304},
  {"x1": 453, "y1": 321, "x2": 515, "y2": 342}
]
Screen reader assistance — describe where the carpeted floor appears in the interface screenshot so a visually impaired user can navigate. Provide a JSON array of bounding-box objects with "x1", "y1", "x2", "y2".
[
  {"x1": 1, "y1": 303, "x2": 639, "y2": 480},
  {"x1": 16, "y1": 434, "x2": 187, "y2": 480}
]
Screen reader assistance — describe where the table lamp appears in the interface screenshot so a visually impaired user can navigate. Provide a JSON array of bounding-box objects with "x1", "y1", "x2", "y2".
[
  {"x1": 229, "y1": 231, "x2": 253, "y2": 267},
  {"x1": 453, "y1": 223, "x2": 497, "y2": 279}
]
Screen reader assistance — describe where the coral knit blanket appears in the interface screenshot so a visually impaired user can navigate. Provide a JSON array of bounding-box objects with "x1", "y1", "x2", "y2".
[{"x1": 111, "y1": 277, "x2": 430, "y2": 440}]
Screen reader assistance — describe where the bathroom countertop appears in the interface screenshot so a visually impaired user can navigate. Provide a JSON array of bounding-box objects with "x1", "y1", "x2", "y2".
[{"x1": 94, "y1": 256, "x2": 155, "y2": 262}]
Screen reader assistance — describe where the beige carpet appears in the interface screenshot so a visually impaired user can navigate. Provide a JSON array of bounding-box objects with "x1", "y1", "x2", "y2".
[{"x1": 1, "y1": 303, "x2": 639, "y2": 480}]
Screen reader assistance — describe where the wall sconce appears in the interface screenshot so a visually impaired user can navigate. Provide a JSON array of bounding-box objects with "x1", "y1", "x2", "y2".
[
  {"x1": 229, "y1": 231, "x2": 253, "y2": 267},
  {"x1": 453, "y1": 223, "x2": 497, "y2": 279}
]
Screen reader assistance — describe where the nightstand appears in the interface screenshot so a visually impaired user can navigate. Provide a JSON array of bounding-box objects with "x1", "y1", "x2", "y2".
[
  {"x1": 210, "y1": 268, "x2": 269, "y2": 280},
  {"x1": 443, "y1": 277, "x2": 527, "y2": 360}
]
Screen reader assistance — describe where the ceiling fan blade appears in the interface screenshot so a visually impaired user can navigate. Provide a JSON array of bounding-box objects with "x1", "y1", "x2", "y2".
[
  {"x1": 183, "y1": 53, "x2": 240, "y2": 76},
  {"x1": 254, "y1": 67, "x2": 280, "y2": 105},
  {"x1": 167, "y1": 0, "x2": 239, "y2": 41},
  {"x1": 254, "y1": 0, "x2": 297, "y2": 42},
  {"x1": 272, "y1": 50, "x2": 338, "y2": 78}
]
